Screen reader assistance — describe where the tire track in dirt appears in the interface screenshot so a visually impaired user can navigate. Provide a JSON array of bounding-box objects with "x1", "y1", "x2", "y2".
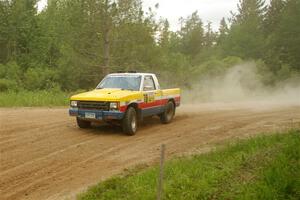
[{"x1": 0, "y1": 104, "x2": 299, "y2": 200}]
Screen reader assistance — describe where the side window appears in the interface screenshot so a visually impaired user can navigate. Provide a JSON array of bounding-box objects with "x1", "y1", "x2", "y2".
[{"x1": 143, "y1": 76, "x2": 156, "y2": 91}]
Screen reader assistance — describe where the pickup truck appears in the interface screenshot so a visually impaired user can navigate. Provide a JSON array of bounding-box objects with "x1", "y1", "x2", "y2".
[{"x1": 69, "y1": 72, "x2": 180, "y2": 135}]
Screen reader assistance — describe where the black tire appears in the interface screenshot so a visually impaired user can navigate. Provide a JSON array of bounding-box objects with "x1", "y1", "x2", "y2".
[
  {"x1": 122, "y1": 107, "x2": 137, "y2": 135},
  {"x1": 76, "y1": 117, "x2": 91, "y2": 129},
  {"x1": 160, "y1": 101, "x2": 175, "y2": 124}
]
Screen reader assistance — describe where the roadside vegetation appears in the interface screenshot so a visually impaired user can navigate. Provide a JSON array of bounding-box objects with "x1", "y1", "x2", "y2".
[
  {"x1": 78, "y1": 130, "x2": 300, "y2": 200},
  {"x1": 0, "y1": 90, "x2": 69, "y2": 107},
  {"x1": 0, "y1": 0, "x2": 300, "y2": 107}
]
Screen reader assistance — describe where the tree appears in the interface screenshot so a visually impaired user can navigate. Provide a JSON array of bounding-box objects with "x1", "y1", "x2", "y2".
[
  {"x1": 263, "y1": 0, "x2": 300, "y2": 75},
  {"x1": 1, "y1": 0, "x2": 298, "y2": 92},
  {"x1": 0, "y1": 0, "x2": 38, "y2": 67},
  {"x1": 0, "y1": 0, "x2": 10, "y2": 63},
  {"x1": 264, "y1": 0, "x2": 285, "y2": 33},
  {"x1": 178, "y1": 11, "x2": 204, "y2": 57},
  {"x1": 203, "y1": 22, "x2": 216, "y2": 47},
  {"x1": 222, "y1": 0, "x2": 266, "y2": 59},
  {"x1": 158, "y1": 19, "x2": 170, "y2": 49},
  {"x1": 234, "y1": 0, "x2": 266, "y2": 24},
  {"x1": 110, "y1": 0, "x2": 159, "y2": 71},
  {"x1": 263, "y1": 0, "x2": 286, "y2": 72},
  {"x1": 217, "y1": 17, "x2": 229, "y2": 45},
  {"x1": 273, "y1": 0, "x2": 300, "y2": 71},
  {"x1": 8, "y1": 0, "x2": 38, "y2": 67},
  {"x1": 101, "y1": 0, "x2": 117, "y2": 74}
]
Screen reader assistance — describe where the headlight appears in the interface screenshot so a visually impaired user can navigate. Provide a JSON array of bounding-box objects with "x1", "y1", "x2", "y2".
[
  {"x1": 110, "y1": 102, "x2": 119, "y2": 111},
  {"x1": 70, "y1": 101, "x2": 78, "y2": 107}
]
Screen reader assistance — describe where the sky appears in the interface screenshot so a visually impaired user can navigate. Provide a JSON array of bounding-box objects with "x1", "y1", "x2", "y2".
[
  {"x1": 37, "y1": 0, "x2": 239, "y2": 31},
  {"x1": 143, "y1": 0, "x2": 238, "y2": 31}
]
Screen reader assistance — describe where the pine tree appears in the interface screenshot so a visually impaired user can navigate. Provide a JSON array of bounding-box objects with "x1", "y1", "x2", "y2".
[
  {"x1": 204, "y1": 22, "x2": 216, "y2": 47},
  {"x1": 263, "y1": 0, "x2": 286, "y2": 73},
  {"x1": 223, "y1": 0, "x2": 267, "y2": 59},
  {"x1": 217, "y1": 17, "x2": 229, "y2": 45},
  {"x1": 219, "y1": 18, "x2": 229, "y2": 36},
  {"x1": 234, "y1": 0, "x2": 266, "y2": 25},
  {"x1": 263, "y1": 0, "x2": 300, "y2": 73},
  {"x1": 0, "y1": 0, "x2": 10, "y2": 63},
  {"x1": 7, "y1": 0, "x2": 38, "y2": 67},
  {"x1": 275, "y1": 0, "x2": 300, "y2": 71},
  {"x1": 179, "y1": 11, "x2": 204, "y2": 57},
  {"x1": 264, "y1": 0, "x2": 285, "y2": 33},
  {"x1": 159, "y1": 19, "x2": 170, "y2": 49}
]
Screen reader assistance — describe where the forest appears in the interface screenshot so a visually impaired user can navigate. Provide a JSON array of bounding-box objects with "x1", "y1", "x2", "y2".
[{"x1": 0, "y1": 0, "x2": 299, "y2": 94}]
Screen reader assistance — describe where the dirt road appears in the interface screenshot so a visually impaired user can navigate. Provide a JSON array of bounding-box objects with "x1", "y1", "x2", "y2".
[{"x1": 1, "y1": 103, "x2": 300, "y2": 200}]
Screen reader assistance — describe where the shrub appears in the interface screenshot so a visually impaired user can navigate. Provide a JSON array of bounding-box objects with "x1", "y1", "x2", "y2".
[
  {"x1": 222, "y1": 56, "x2": 243, "y2": 67},
  {"x1": 24, "y1": 67, "x2": 59, "y2": 90},
  {"x1": 0, "y1": 79, "x2": 9, "y2": 92},
  {"x1": 0, "y1": 63, "x2": 6, "y2": 78},
  {"x1": 277, "y1": 64, "x2": 293, "y2": 81},
  {"x1": 0, "y1": 62, "x2": 23, "y2": 91},
  {"x1": 0, "y1": 79, "x2": 18, "y2": 92},
  {"x1": 5, "y1": 62, "x2": 22, "y2": 80},
  {"x1": 196, "y1": 59, "x2": 227, "y2": 78}
]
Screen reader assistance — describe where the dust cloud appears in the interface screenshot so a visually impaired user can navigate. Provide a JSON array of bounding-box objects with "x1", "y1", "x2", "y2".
[{"x1": 182, "y1": 62, "x2": 300, "y2": 109}]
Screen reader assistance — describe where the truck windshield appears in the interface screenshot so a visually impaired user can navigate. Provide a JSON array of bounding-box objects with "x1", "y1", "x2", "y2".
[{"x1": 96, "y1": 75, "x2": 141, "y2": 91}]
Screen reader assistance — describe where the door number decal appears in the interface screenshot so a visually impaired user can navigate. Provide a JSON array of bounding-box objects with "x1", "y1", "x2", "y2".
[{"x1": 144, "y1": 93, "x2": 155, "y2": 103}]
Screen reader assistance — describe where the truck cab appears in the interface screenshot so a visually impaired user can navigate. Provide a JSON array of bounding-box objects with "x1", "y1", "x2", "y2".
[{"x1": 69, "y1": 72, "x2": 180, "y2": 135}]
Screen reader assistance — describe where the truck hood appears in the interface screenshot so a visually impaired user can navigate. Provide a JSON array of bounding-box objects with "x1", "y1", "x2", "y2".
[{"x1": 70, "y1": 89, "x2": 141, "y2": 101}]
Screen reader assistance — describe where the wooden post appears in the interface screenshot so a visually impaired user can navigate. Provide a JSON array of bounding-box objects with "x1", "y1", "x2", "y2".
[{"x1": 157, "y1": 144, "x2": 166, "y2": 200}]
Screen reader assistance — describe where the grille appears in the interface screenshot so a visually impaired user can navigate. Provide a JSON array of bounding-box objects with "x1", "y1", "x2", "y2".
[{"x1": 78, "y1": 101, "x2": 109, "y2": 111}]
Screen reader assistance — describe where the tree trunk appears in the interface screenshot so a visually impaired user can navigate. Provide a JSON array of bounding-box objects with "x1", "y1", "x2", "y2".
[
  {"x1": 103, "y1": 27, "x2": 110, "y2": 75},
  {"x1": 102, "y1": 0, "x2": 110, "y2": 75}
]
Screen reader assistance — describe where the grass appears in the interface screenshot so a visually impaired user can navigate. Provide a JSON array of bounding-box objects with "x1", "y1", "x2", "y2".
[
  {"x1": 0, "y1": 90, "x2": 70, "y2": 107},
  {"x1": 78, "y1": 130, "x2": 300, "y2": 200}
]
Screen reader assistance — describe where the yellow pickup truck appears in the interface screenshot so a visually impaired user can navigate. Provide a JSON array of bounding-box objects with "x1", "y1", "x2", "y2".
[{"x1": 69, "y1": 72, "x2": 180, "y2": 135}]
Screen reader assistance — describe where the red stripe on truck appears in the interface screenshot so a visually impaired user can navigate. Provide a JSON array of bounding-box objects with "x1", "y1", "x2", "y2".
[{"x1": 119, "y1": 97, "x2": 180, "y2": 113}]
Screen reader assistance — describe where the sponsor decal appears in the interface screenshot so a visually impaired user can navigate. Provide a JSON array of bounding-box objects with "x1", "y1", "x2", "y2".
[{"x1": 143, "y1": 92, "x2": 155, "y2": 103}]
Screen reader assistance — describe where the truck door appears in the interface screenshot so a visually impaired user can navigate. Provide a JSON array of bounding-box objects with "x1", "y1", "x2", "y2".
[{"x1": 142, "y1": 75, "x2": 162, "y2": 117}]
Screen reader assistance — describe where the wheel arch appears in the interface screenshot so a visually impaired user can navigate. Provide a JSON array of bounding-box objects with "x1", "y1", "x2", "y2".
[
  {"x1": 168, "y1": 98, "x2": 176, "y2": 107},
  {"x1": 126, "y1": 102, "x2": 141, "y2": 120}
]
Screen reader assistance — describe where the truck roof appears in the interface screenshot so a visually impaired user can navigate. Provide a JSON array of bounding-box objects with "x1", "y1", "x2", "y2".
[{"x1": 108, "y1": 72, "x2": 155, "y2": 77}]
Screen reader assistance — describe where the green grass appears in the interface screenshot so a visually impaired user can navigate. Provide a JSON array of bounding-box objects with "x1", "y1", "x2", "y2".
[
  {"x1": 78, "y1": 130, "x2": 300, "y2": 200},
  {"x1": 0, "y1": 90, "x2": 70, "y2": 107}
]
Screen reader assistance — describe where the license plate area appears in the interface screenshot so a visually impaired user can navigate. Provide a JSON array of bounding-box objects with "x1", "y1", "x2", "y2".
[{"x1": 85, "y1": 112, "x2": 96, "y2": 119}]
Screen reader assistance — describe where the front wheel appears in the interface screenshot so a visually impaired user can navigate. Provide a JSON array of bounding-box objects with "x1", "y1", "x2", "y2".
[
  {"x1": 122, "y1": 107, "x2": 137, "y2": 136},
  {"x1": 160, "y1": 101, "x2": 175, "y2": 124},
  {"x1": 76, "y1": 117, "x2": 91, "y2": 129}
]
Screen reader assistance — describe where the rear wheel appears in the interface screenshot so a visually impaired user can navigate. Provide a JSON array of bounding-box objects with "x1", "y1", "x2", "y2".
[
  {"x1": 160, "y1": 101, "x2": 175, "y2": 124},
  {"x1": 122, "y1": 107, "x2": 137, "y2": 135},
  {"x1": 76, "y1": 117, "x2": 91, "y2": 128}
]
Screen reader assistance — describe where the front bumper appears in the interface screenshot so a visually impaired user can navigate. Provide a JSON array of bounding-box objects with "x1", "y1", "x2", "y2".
[{"x1": 69, "y1": 108, "x2": 124, "y2": 120}]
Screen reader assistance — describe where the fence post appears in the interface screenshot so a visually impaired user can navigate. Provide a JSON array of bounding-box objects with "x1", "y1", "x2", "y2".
[{"x1": 157, "y1": 144, "x2": 166, "y2": 200}]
